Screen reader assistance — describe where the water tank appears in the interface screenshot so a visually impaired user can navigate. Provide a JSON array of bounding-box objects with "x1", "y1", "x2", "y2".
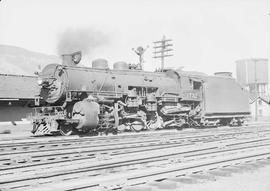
[
  {"x1": 236, "y1": 58, "x2": 268, "y2": 85},
  {"x1": 92, "y1": 59, "x2": 109, "y2": 69},
  {"x1": 214, "y1": 72, "x2": 232, "y2": 78},
  {"x1": 113, "y1": 61, "x2": 129, "y2": 70}
]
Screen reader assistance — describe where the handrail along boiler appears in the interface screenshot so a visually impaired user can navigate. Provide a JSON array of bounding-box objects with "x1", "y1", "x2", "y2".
[{"x1": 31, "y1": 51, "x2": 250, "y2": 136}]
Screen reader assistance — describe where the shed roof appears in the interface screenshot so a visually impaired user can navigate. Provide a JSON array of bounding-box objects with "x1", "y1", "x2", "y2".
[
  {"x1": 249, "y1": 93, "x2": 270, "y2": 105},
  {"x1": 0, "y1": 74, "x2": 39, "y2": 99}
]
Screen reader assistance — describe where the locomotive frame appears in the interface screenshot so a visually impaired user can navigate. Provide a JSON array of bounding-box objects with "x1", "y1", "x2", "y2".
[{"x1": 31, "y1": 52, "x2": 250, "y2": 136}]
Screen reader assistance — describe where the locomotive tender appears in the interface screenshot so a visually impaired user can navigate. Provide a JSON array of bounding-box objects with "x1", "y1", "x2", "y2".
[{"x1": 32, "y1": 51, "x2": 250, "y2": 136}]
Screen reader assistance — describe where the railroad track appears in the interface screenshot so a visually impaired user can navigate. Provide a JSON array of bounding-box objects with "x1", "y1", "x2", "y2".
[
  {"x1": 0, "y1": 122, "x2": 268, "y2": 144},
  {"x1": 1, "y1": 125, "x2": 270, "y2": 169},
  {"x1": 2, "y1": 140, "x2": 270, "y2": 190},
  {"x1": 1, "y1": 125, "x2": 270, "y2": 190},
  {"x1": 0, "y1": 124, "x2": 268, "y2": 151}
]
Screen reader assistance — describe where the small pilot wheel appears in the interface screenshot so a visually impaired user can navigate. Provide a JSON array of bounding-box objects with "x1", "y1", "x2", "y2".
[{"x1": 59, "y1": 125, "x2": 73, "y2": 136}]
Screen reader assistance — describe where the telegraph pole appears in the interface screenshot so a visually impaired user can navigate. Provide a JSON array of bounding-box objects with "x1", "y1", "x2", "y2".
[{"x1": 153, "y1": 35, "x2": 173, "y2": 71}]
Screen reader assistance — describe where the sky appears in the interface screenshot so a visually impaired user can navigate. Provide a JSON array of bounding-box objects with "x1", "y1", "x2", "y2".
[{"x1": 0, "y1": 0, "x2": 269, "y2": 75}]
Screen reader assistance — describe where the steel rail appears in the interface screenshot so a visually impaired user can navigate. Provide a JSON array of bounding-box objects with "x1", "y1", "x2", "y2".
[
  {"x1": 1, "y1": 136, "x2": 270, "y2": 190},
  {"x1": 1, "y1": 128, "x2": 269, "y2": 170}
]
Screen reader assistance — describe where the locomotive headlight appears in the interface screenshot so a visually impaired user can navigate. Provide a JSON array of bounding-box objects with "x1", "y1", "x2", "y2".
[{"x1": 37, "y1": 77, "x2": 43, "y2": 86}]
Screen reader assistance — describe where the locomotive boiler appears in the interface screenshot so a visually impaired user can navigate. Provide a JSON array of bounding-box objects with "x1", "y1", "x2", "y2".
[{"x1": 31, "y1": 51, "x2": 250, "y2": 136}]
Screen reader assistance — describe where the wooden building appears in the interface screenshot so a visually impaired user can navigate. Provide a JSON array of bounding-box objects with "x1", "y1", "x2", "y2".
[{"x1": 0, "y1": 74, "x2": 39, "y2": 122}]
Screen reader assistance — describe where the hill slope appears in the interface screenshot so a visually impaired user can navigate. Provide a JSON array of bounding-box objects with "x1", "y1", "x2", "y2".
[{"x1": 0, "y1": 45, "x2": 60, "y2": 75}]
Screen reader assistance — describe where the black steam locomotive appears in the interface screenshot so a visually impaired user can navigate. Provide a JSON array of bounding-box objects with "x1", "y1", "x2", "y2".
[{"x1": 31, "y1": 52, "x2": 250, "y2": 136}]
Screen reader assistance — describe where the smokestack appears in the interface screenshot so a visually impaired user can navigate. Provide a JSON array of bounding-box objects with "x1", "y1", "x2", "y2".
[
  {"x1": 62, "y1": 54, "x2": 73, "y2": 66},
  {"x1": 61, "y1": 51, "x2": 82, "y2": 66}
]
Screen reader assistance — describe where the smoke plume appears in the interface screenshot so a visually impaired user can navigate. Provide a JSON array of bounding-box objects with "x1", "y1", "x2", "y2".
[{"x1": 57, "y1": 28, "x2": 110, "y2": 55}]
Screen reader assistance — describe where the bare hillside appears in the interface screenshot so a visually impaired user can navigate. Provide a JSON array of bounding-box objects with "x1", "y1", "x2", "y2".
[{"x1": 0, "y1": 45, "x2": 60, "y2": 75}]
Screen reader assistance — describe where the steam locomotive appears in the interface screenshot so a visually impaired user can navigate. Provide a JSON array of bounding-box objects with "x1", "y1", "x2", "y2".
[{"x1": 31, "y1": 51, "x2": 250, "y2": 136}]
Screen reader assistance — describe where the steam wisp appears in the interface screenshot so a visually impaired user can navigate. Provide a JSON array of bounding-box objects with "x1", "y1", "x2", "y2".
[{"x1": 57, "y1": 28, "x2": 110, "y2": 56}]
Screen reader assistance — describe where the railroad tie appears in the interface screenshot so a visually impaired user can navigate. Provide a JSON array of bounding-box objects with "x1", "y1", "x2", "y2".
[
  {"x1": 167, "y1": 176, "x2": 198, "y2": 184},
  {"x1": 189, "y1": 173, "x2": 217, "y2": 181},
  {"x1": 208, "y1": 169, "x2": 232, "y2": 177},
  {"x1": 124, "y1": 185, "x2": 152, "y2": 191},
  {"x1": 147, "y1": 180, "x2": 178, "y2": 190}
]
